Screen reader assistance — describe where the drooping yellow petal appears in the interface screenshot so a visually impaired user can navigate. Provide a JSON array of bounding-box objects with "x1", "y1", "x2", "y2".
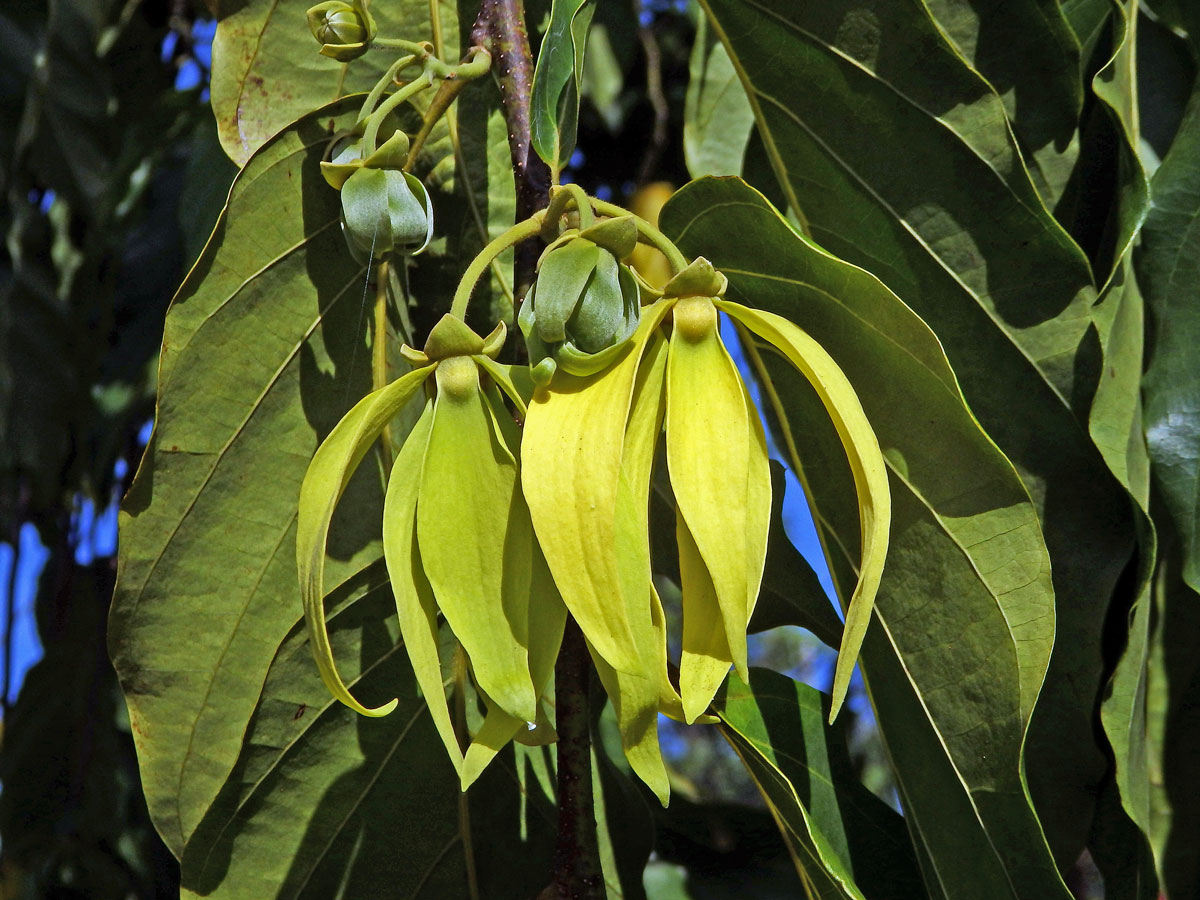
[
  {"x1": 381, "y1": 402, "x2": 465, "y2": 774},
  {"x1": 461, "y1": 703, "x2": 527, "y2": 790},
  {"x1": 666, "y1": 297, "x2": 771, "y2": 683},
  {"x1": 418, "y1": 357, "x2": 537, "y2": 722},
  {"x1": 677, "y1": 509, "x2": 733, "y2": 724},
  {"x1": 718, "y1": 300, "x2": 890, "y2": 722},
  {"x1": 592, "y1": 334, "x2": 686, "y2": 804},
  {"x1": 482, "y1": 382, "x2": 568, "y2": 705},
  {"x1": 589, "y1": 640, "x2": 671, "y2": 807},
  {"x1": 615, "y1": 333, "x2": 680, "y2": 709},
  {"x1": 296, "y1": 364, "x2": 433, "y2": 717},
  {"x1": 521, "y1": 300, "x2": 674, "y2": 675}
]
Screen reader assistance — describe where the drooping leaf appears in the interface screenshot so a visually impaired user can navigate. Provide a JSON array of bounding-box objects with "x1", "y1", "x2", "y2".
[
  {"x1": 662, "y1": 177, "x2": 1064, "y2": 899},
  {"x1": 530, "y1": 0, "x2": 596, "y2": 174},
  {"x1": 112, "y1": 98, "x2": 381, "y2": 858},
  {"x1": 683, "y1": 10, "x2": 754, "y2": 178},
  {"x1": 715, "y1": 669, "x2": 925, "y2": 900},
  {"x1": 210, "y1": 0, "x2": 460, "y2": 165},
  {"x1": 923, "y1": 0, "x2": 1082, "y2": 209},
  {"x1": 695, "y1": 0, "x2": 1137, "y2": 870},
  {"x1": 1142, "y1": 86, "x2": 1200, "y2": 597},
  {"x1": 177, "y1": 564, "x2": 556, "y2": 898}
]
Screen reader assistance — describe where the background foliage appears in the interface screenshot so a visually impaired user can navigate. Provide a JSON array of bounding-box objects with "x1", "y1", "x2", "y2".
[{"x1": 2, "y1": 0, "x2": 1199, "y2": 898}]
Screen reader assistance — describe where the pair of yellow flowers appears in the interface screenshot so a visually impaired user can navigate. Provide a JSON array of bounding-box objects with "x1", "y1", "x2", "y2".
[{"x1": 297, "y1": 256, "x2": 889, "y2": 804}]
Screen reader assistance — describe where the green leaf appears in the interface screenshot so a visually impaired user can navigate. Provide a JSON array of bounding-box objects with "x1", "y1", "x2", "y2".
[
  {"x1": 694, "y1": 0, "x2": 1138, "y2": 869},
  {"x1": 683, "y1": 10, "x2": 754, "y2": 178},
  {"x1": 111, "y1": 97, "x2": 384, "y2": 858},
  {"x1": 662, "y1": 178, "x2": 1064, "y2": 899},
  {"x1": 715, "y1": 669, "x2": 925, "y2": 900},
  {"x1": 1142, "y1": 87, "x2": 1200, "y2": 596},
  {"x1": 177, "y1": 564, "x2": 556, "y2": 897},
  {"x1": 530, "y1": 0, "x2": 596, "y2": 173},
  {"x1": 923, "y1": 0, "x2": 1082, "y2": 209},
  {"x1": 210, "y1": 0, "x2": 460, "y2": 164}
]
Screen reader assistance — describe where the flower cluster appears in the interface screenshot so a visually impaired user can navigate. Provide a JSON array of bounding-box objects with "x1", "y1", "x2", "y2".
[{"x1": 299, "y1": 184, "x2": 890, "y2": 800}]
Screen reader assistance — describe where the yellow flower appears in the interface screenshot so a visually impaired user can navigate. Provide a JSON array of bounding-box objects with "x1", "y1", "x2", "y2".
[
  {"x1": 296, "y1": 315, "x2": 564, "y2": 789},
  {"x1": 521, "y1": 258, "x2": 890, "y2": 802}
]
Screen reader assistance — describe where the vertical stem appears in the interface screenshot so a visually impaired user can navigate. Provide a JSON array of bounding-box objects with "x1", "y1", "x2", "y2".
[
  {"x1": 551, "y1": 618, "x2": 604, "y2": 900},
  {"x1": 472, "y1": 0, "x2": 551, "y2": 293},
  {"x1": 453, "y1": 644, "x2": 481, "y2": 900}
]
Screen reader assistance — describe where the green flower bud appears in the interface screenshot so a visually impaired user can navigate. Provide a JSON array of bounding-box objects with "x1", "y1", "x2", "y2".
[
  {"x1": 339, "y1": 166, "x2": 433, "y2": 259},
  {"x1": 306, "y1": 0, "x2": 376, "y2": 61},
  {"x1": 519, "y1": 216, "x2": 641, "y2": 380}
]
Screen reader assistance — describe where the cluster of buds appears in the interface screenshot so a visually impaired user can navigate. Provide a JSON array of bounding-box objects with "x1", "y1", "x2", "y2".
[
  {"x1": 307, "y1": 0, "x2": 375, "y2": 60},
  {"x1": 321, "y1": 127, "x2": 433, "y2": 259}
]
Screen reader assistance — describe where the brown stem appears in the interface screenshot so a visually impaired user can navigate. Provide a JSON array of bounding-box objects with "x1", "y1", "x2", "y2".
[
  {"x1": 471, "y1": 0, "x2": 551, "y2": 292},
  {"x1": 550, "y1": 618, "x2": 604, "y2": 900},
  {"x1": 634, "y1": 6, "x2": 669, "y2": 187}
]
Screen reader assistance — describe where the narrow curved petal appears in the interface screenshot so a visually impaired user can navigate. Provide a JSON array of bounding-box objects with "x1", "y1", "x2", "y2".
[
  {"x1": 677, "y1": 510, "x2": 733, "y2": 724},
  {"x1": 521, "y1": 300, "x2": 674, "y2": 675},
  {"x1": 296, "y1": 364, "x2": 433, "y2": 716},
  {"x1": 418, "y1": 358, "x2": 537, "y2": 721},
  {"x1": 718, "y1": 300, "x2": 890, "y2": 722},
  {"x1": 614, "y1": 332, "x2": 682, "y2": 716},
  {"x1": 666, "y1": 298, "x2": 770, "y2": 683},
  {"x1": 461, "y1": 703, "x2": 527, "y2": 790},
  {"x1": 589, "y1": 643, "x2": 671, "y2": 807},
  {"x1": 481, "y1": 382, "x2": 568, "y2": 703},
  {"x1": 381, "y1": 403, "x2": 465, "y2": 773}
]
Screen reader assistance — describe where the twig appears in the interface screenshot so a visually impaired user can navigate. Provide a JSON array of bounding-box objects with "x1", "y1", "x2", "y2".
[
  {"x1": 471, "y1": 0, "x2": 551, "y2": 291},
  {"x1": 550, "y1": 618, "x2": 604, "y2": 899},
  {"x1": 634, "y1": 2, "x2": 669, "y2": 186}
]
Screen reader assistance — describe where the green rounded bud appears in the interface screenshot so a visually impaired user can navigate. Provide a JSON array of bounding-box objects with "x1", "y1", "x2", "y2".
[
  {"x1": 519, "y1": 232, "x2": 641, "y2": 377},
  {"x1": 306, "y1": 0, "x2": 376, "y2": 61},
  {"x1": 340, "y1": 167, "x2": 433, "y2": 259}
]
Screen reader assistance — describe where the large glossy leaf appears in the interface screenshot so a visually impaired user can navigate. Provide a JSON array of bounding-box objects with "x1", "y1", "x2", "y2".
[
  {"x1": 1142, "y1": 86, "x2": 1200, "y2": 596},
  {"x1": 662, "y1": 178, "x2": 1064, "y2": 899},
  {"x1": 696, "y1": 0, "x2": 1137, "y2": 868},
  {"x1": 210, "y1": 0, "x2": 459, "y2": 164},
  {"x1": 923, "y1": 0, "x2": 1082, "y2": 209},
  {"x1": 112, "y1": 98, "x2": 374, "y2": 858},
  {"x1": 714, "y1": 669, "x2": 924, "y2": 900}
]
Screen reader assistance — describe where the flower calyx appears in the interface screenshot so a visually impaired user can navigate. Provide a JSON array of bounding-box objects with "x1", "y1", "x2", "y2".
[
  {"x1": 306, "y1": 0, "x2": 376, "y2": 60},
  {"x1": 518, "y1": 214, "x2": 642, "y2": 385}
]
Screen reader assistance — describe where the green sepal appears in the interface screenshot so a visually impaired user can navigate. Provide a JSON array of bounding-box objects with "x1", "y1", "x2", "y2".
[
  {"x1": 307, "y1": 0, "x2": 376, "y2": 61},
  {"x1": 361, "y1": 128, "x2": 411, "y2": 170},
  {"x1": 662, "y1": 256, "x2": 727, "y2": 299},
  {"x1": 423, "y1": 314, "x2": 494, "y2": 361},
  {"x1": 341, "y1": 167, "x2": 433, "y2": 258},
  {"x1": 296, "y1": 364, "x2": 434, "y2": 717},
  {"x1": 579, "y1": 214, "x2": 639, "y2": 259}
]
